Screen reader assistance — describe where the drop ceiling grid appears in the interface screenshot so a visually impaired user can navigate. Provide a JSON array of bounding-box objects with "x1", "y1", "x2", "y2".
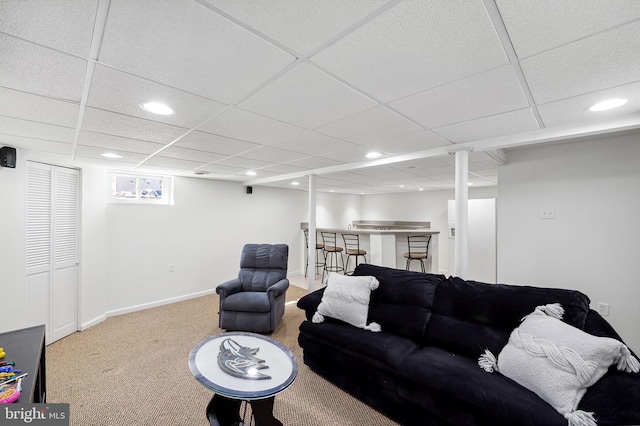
[
  {"x1": 310, "y1": 0, "x2": 510, "y2": 103},
  {"x1": 0, "y1": 1, "x2": 638, "y2": 194},
  {"x1": 97, "y1": 0, "x2": 296, "y2": 104}
]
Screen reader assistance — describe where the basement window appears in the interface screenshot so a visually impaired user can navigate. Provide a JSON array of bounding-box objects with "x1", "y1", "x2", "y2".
[{"x1": 109, "y1": 172, "x2": 173, "y2": 205}]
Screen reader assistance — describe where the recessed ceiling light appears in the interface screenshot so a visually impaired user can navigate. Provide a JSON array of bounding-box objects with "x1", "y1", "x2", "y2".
[
  {"x1": 589, "y1": 98, "x2": 628, "y2": 112},
  {"x1": 139, "y1": 101, "x2": 174, "y2": 115},
  {"x1": 418, "y1": 188, "x2": 424, "y2": 191},
  {"x1": 193, "y1": 170, "x2": 210, "y2": 175},
  {"x1": 291, "y1": 181, "x2": 300, "y2": 186},
  {"x1": 246, "y1": 170, "x2": 257, "y2": 176},
  {"x1": 101, "y1": 152, "x2": 122, "y2": 159},
  {"x1": 366, "y1": 151, "x2": 383, "y2": 159}
]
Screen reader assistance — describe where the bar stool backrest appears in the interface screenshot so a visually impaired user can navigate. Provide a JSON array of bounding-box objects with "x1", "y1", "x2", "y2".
[
  {"x1": 321, "y1": 232, "x2": 340, "y2": 251},
  {"x1": 342, "y1": 233, "x2": 361, "y2": 253},
  {"x1": 407, "y1": 235, "x2": 431, "y2": 256}
]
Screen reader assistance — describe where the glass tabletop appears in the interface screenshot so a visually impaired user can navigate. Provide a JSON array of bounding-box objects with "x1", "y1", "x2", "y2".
[{"x1": 189, "y1": 332, "x2": 298, "y2": 400}]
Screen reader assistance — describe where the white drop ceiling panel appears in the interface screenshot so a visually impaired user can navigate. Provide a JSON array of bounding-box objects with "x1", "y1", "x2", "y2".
[
  {"x1": 237, "y1": 146, "x2": 308, "y2": 163},
  {"x1": 0, "y1": 87, "x2": 79, "y2": 128},
  {"x1": 433, "y1": 109, "x2": 540, "y2": 143},
  {"x1": 82, "y1": 108, "x2": 187, "y2": 144},
  {"x1": 213, "y1": 156, "x2": 275, "y2": 170},
  {"x1": 200, "y1": 108, "x2": 310, "y2": 145},
  {"x1": 0, "y1": 33, "x2": 87, "y2": 102},
  {"x1": 0, "y1": 134, "x2": 72, "y2": 156},
  {"x1": 238, "y1": 62, "x2": 377, "y2": 129},
  {"x1": 269, "y1": 131, "x2": 356, "y2": 156},
  {"x1": 160, "y1": 146, "x2": 228, "y2": 164},
  {"x1": 373, "y1": 131, "x2": 450, "y2": 154},
  {"x1": 175, "y1": 131, "x2": 260, "y2": 157},
  {"x1": 204, "y1": 0, "x2": 389, "y2": 54},
  {"x1": 197, "y1": 163, "x2": 246, "y2": 176},
  {"x1": 392, "y1": 66, "x2": 529, "y2": 129},
  {"x1": 285, "y1": 156, "x2": 345, "y2": 170},
  {"x1": 522, "y1": 21, "x2": 640, "y2": 104},
  {"x1": 538, "y1": 82, "x2": 640, "y2": 128},
  {"x1": 88, "y1": 65, "x2": 229, "y2": 128},
  {"x1": 317, "y1": 106, "x2": 422, "y2": 144},
  {"x1": 75, "y1": 144, "x2": 148, "y2": 164},
  {"x1": 99, "y1": 0, "x2": 295, "y2": 103},
  {"x1": 0, "y1": 116, "x2": 75, "y2": 143},
  {"x1": 311, "y1": 0, "x2": 509, "y2": 102},
  {"x1": 144, "y1": 156, "x2": 208, "y2": 171},
  {"x1": 0, "y1": 0, "x2": 97, "y2": 57},
  {"x1": 77, "y1": 131, "x2": 165, "y2": 155},
  {"x1": 496, "y1": 0, "x2": 640, "y2": 58}
]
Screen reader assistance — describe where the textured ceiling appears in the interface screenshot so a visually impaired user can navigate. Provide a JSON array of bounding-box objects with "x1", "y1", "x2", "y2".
[{"x1": 1, "y1": 0, "x2": 639, "y2": 194}]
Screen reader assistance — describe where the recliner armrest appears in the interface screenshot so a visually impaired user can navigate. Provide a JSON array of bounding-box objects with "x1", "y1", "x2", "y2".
[
  {"x1": 267, "y1": 279, "x2": 289, "y2": 299},
  {"x1": 216, "y1": 278, "x2": 242, "y2": 298}
]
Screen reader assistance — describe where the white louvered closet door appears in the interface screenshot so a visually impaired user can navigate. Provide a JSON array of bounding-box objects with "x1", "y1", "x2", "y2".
[{"x1": 26, "y1": 161, "x2": 79, "y2": 344}]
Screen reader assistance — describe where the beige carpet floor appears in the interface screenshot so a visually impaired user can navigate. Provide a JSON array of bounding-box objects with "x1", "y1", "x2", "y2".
[{"x1": 46, "y1": 282, "x2": 399, "y2": 425}]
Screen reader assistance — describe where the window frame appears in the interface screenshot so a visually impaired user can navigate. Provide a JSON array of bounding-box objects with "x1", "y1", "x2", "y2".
[{"x1": 108, "y1": 171, "x2": 173, "y2": 205}]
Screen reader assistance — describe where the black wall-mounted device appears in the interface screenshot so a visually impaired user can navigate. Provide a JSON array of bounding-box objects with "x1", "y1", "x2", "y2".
[
  {"x1": 1, "y1": 146, "x2": 16, "y2": 168},
  {"x1": 246, "y1": 186, "x2": 253, "y2": 194}
]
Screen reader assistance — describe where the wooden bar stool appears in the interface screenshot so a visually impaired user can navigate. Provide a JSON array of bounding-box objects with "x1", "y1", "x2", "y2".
[
  {"x1": 342, "y1": 233, "x2": 367, "y2": 275},
  {"x1": 321, "y1": 232, "x2": 344, "y2": 281},
  {"x1": 304, "y1": 229, "x2": 325, "y2": 277},
  {"x1": 404, "y1": 235, "x2": 431, "y2": 273}
]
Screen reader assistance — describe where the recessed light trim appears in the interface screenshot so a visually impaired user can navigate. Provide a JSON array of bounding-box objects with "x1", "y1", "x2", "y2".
[
  {"x1": 246, "y1": 170, "x2": 257, "y2": 176},
  {"x1": 589, "y1": 98, "x2": 628, "y2": 112},
  {"x1": 366, "y1": 151, "x2": 383, "y2": 159},
  {"x1": 139, "y1": 101, "x2": 175, "y2": 115},
  {"x1": 291, "y1": 181, "x2": 300, "y2": 186},
  {"x1": 101, "y1": 152, "x2": 122, "y2": 159}
]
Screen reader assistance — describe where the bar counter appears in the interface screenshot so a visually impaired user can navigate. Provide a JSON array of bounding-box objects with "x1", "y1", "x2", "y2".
[{"x1": 302, "y1": 226, "x2": 439, "y2": 273}]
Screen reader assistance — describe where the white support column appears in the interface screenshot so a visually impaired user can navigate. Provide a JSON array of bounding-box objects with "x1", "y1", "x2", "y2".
[
  {"x1": 307, "y1": 174, "x2": 317, "y2": 292},
  {"x1": 454, "y1": 150, "x2": 469, "y2": 278}
]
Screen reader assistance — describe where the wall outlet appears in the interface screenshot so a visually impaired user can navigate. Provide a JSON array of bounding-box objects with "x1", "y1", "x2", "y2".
[
  {"x1": 539, "y1": 208, "x2": 555, "y2": 219},
  {"x1": 597, "y1": 302, "x2": 610, "y2": 316},
  {"x1": 169, "y1": 263, "x2": 175, "y2": 272}
]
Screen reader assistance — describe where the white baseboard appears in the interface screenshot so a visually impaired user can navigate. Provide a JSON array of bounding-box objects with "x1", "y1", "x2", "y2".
[
  {"x1": 105, "y1": 288, "x2": 217, "y2": 318},
  {"x1": 81, "y1": 314, "x2": 107, "y2": 331}
]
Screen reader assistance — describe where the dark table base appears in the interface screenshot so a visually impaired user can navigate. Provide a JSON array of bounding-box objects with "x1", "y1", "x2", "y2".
[{"x1": 206, "y1": 394, "x2": 282, "y2": 426}]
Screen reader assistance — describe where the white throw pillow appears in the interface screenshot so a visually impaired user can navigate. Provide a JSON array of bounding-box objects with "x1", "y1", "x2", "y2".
[
  {"x1": 312, "y1": 273, "x2": 381, "y2": 332},
  {"x1": 478, "y1": 304, "x2": 639, "y2": 426}
]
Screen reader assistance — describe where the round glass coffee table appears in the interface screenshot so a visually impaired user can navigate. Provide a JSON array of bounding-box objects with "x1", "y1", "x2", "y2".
[{"x1": 189, "y1": 332, "x2": 298, "y2": 426}]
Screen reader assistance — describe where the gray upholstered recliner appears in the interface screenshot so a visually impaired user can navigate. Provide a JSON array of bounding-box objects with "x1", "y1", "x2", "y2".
[{"x1": 216, "y1": 244, "x2": 289, "y2": 333}]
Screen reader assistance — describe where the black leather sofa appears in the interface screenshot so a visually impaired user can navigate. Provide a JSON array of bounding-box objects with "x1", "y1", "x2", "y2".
[{"x1": 297, "y1": 264, "x2": 640, "y2": 426}]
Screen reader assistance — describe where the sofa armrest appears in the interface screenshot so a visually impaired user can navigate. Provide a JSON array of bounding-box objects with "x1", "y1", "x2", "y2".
[
  {"x1": 216, "y1": 278, "x2": 242, "y2": 298},
  {"x1": 267, "y1": 279, "x2": 289, "y2": 300},
  {"x1": 297, "y1": 288, "x2": 325, "y2": 321}
]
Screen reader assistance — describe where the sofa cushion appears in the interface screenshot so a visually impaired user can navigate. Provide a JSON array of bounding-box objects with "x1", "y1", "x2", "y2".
[
  {"x1": 220, "y1": 292, "x2": 271, "y2": 312},
  {"x1": 396, "y1": 346, "x2": 566, "y2": 426},
  {"x1": 298, "y1": 320, "x2": 420, "y2": 373},
  {"x1": 312, "y1": 273, "x2": 380, "y2": 330},
  {"x1": 481, "y1": 304, "x2": 639, "y2": 425},
  {"x1": 425, "y1": 276, "x2": 591, "y2": 357},
  {"x1": 353, "y1": 264, "x2": 444, "y2": 338}
]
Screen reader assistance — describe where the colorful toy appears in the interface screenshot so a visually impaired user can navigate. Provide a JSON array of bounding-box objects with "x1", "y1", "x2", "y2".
[
  {"x1": 0, "y1": 384, "x2": 19, "y2": 404},
  {"x1": 0, "y1": 348, "x2": 5, "y2": 359}
]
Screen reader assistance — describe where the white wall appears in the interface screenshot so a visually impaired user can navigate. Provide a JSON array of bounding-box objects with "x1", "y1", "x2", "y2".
[
  {"x1": 361, "y1": 186, "x2": 497, "y2": 274},
  {"x1": 315, "y1": 192, "x2": 363, "y2": 228},
  {"x1": 105, "y1": 177, "x2": 308, "y2": 314},
  {"x1": 498, "y1": 133, "x2": 640, "y2": 352},
  {"x1": 0, "y1": 153, "x2": 27, "y2": 332}
]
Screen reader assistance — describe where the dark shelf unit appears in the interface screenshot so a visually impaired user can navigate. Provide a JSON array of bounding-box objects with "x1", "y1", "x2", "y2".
[{"x1": 0, "y1": 324, "x2": 46, "y2": 403}]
